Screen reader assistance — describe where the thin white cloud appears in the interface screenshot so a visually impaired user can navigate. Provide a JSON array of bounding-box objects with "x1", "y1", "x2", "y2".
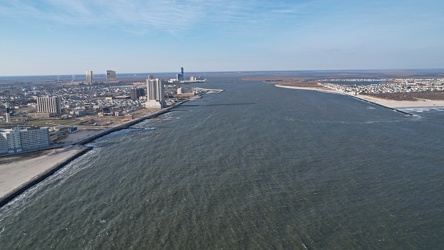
[
  {"x1": 0, "y1": 0, "x2": 307, "y2": 34},
  {"x1": 323, "y1": 49, "x2": 342, "y2": 53},
  {"x1": 1, "y1": 0, "x2": 208, "y2": 33},
  {"x1": 271, "y1": 9, "x2": 295, "y2": 14}
]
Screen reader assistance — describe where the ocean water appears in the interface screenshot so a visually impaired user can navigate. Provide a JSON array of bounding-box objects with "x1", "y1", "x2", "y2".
[{"x1": 1, "y1": 77, "x2": 443, "y2": 249}]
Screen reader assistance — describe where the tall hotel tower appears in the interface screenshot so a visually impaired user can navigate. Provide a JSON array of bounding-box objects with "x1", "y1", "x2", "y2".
[
  {"x1": 86, "y1": 70, "x2": 94, "y2": 84},
  {"x1": 106, "y1": 70, "x2": 117, "y2": 83},
  {"x1": 176, "y1": 67, "x2": 185, "y2": 82},
  {"x1": 37, "y1": 96, "x2": 61, "y2": 115},
  {"x1": 145, "y1": 78, "x2": 165, "y2": 108}
]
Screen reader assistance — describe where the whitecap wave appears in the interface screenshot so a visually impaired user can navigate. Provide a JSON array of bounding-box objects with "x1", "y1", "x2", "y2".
[
  {"x1": 0, "y1": 149, "x2": 98, "y2": 222},
  {"x1": 399, "y1": 107, "x2": 444, "y2": 113}
]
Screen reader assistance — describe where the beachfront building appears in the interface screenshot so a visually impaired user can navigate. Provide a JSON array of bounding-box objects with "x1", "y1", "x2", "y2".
[
  {"x1": 146, "y1": 78, "x2": 165, "y2": 108},
  {"x1": 177, "y1": 86, "x2": 184, "y2": 95},
  {"x1": 37, "y1": 96, "x2": 61, "y2": 116},
  {"x1": 0, "y1": 127, "x2": 50, "y2": 155}
]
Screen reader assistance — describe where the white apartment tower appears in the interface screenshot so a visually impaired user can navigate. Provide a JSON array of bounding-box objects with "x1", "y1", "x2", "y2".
[
  {"x1": 146, "y1": 78, "x2": 165, "y2": 108},
  {"x1": 37, "y1": 96, "x2": 61, "y2": 115},
  {"x1": 0, "y1": 127, "x2": 50, "y2": 154},
  {"x1": 86, "y1": 70, "x2": 94, "y2": 84},
  {"x1": 5, "y1": 102, "x2": 11, "y2": 123}
]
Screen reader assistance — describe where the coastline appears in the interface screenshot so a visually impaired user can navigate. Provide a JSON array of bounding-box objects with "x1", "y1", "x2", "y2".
[
  {"x1": 276, "y1": 84, "x2": 444, "y2": 109},
  {"x1": 0, "y1": 100, "x2": 188, "y2": 208},
  {"x1": 0, "y1": 145, "x2": 92, "y2": 207}
]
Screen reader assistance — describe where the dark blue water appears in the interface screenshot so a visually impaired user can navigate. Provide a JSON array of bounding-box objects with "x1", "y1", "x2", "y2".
[{"x1": 1, "y1": 77, "x2": 443, "y2": 249}]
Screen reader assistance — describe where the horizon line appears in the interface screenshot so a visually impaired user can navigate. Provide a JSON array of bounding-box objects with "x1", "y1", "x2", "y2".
[{"x1": 1, "y1": 68, "x2": 444, "y2": 78}]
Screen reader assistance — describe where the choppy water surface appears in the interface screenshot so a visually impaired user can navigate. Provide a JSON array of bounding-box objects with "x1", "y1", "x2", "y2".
[{"x1": 1, "y1": 78, "x2": 444, "y2": 249}]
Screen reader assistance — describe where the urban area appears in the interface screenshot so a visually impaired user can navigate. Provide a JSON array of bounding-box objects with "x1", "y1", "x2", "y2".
[{"x1": 0, "y1": 68, "x2": 217, "y2": 156}]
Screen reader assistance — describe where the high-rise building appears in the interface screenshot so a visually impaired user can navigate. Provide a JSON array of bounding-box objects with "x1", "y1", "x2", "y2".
[
  {"x1": 5, "y1": 102, "x2": 11, "y2": 123},
  {"x1": 146, "y1": 78, "x2": 165, "y2": 108},
  {"x1": 86, "y1": 70, "x2": 94, "y2": 84},
  {"x1": 37, "y1": 96, "x2": 61, "y2": 115},
  {"x1": 130, "y1": 87, "x2": 145, "y2": 100},
  {"x1": 176, "y1": 67, "x2": 185, "y2": 81},
  {"x1": 0, "y1": 127, "x2": 50, "y2": 154},
  {"x1": 0, "y1": 128, "x2": 20, "y2": 154},
  {"x1": 106, "y1": 70, "x2": 117, "y2": 83}
]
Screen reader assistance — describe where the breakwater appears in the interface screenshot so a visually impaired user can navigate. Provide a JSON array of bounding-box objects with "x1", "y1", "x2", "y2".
[{"x1": 349, "y1": 95, "x2": 414, "y2": 116}]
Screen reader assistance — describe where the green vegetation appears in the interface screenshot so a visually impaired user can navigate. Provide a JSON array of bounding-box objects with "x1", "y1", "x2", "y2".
[{"x1": 0, "y1": 118, "x2": 83, "y2": 127}]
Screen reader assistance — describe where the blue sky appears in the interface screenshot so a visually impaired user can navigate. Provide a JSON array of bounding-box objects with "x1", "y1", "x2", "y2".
[{"x1": 1, "y1": 0, "x2": 443, "y2": 76}]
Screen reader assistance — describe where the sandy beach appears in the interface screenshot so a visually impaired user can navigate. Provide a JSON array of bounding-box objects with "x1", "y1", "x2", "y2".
[
  {"x1": 0, "y1": 145, "x2": 88, "y2": 202},
  {"x1": 276, "y1": 84, "x2": 444, "y2": 109},
  {"x1": 0, "y1": 102, "x2": 190, "y2": 206},
  {"x1": 58, "y1": 128, "x2": 101, "y2": 145},
  {"x1": 350, "y1": 94, "x2": 444, "y2": 108},
  {"x1": 277, "y1": 85, "x2": 345, "y2": 95}
]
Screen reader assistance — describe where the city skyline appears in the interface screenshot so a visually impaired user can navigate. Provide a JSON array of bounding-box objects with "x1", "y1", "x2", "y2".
[{"x1": 1, "y1": 0, "x2": 444, "y2": 76}]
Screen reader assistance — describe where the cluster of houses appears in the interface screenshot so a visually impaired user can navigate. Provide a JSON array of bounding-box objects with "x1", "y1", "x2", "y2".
[{"x1": 318, "y1": 78, "x2": 444, "y2": 95}]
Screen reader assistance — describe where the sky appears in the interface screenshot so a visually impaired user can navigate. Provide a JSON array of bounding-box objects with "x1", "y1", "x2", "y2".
[{"x1": 1, "y1": 0, "x2": 444, "y2": 76}]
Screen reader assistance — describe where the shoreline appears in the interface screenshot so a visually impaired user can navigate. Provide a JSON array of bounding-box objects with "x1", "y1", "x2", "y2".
[
  {"x1": 276, "y1": 84, "x2": 444, "y2": 109},
  {"x1": 0, "y1": 100, "x2": 188, "y2": 208},
  {"x1": 0, "y1": 145, "x2": 92, "y2": 207}
]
